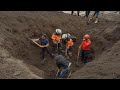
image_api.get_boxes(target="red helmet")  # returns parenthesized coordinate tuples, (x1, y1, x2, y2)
(83, 34, 90, 39)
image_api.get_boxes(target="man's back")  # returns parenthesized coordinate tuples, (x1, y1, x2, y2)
(39, 38, 49, 45)
(54, 55, 69, 68)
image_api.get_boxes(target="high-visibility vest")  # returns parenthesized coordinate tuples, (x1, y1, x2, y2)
(51, 34, 61, 43)
(67, 39, 74, 49)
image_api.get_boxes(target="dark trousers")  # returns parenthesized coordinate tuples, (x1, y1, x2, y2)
(57, 63, 70, 78)
(67, 46, 73, 55)
(41, 47, 52, 60)
(77, 11, 80, 16)
(71, 11, 74, 15)
(86, 11, 90, 18)
(59, 67, 70, 78)
(85, 11, 99, 18)
(80, 49, 90, 63)
(52, 43, 61, 53)
(71, 11, 80, 16)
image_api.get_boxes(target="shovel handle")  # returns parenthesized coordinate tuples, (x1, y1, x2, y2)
(76, 46, 81, 65)
(30, 38, 43, 48)
(77, 47, 81, 60)
(55, 68, 60, 78)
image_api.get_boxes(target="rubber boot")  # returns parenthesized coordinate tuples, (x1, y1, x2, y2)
(95, 18, 98, 23)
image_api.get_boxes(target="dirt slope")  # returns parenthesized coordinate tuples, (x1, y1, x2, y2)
(71, 40, 120, 79)
(0, 11, 120, 79)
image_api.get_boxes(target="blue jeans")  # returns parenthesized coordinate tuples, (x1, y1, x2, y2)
(59, 67, 70, 78)
(93, 11, 100, 18)
(41, 47, 53, 60)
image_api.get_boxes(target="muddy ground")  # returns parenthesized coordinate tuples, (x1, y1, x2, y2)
(0, 11, 120, 79)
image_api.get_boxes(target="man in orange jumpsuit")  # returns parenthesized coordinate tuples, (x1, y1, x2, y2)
(78, 34, 91, 63)
(51, 29, 62, 53)
(66, 37, 74, 58)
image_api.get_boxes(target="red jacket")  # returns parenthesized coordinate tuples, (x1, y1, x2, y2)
(80, 39, 91, 50)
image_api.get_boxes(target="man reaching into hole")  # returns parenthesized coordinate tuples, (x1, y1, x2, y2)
(54, 54, 72, 78)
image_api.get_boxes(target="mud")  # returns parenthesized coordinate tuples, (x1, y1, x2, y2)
(0, 11, 120, 79)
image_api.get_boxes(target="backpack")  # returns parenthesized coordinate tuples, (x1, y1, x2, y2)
(69, 35, 76, 42)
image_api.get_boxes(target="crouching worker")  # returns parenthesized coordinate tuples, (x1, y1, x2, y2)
(78, 34, 91, 63)
(31, 34, 53, 64)
(51, 29, 62, 53)
(66, 37, 74, 58)
(54, 54, 72, 78)
(62, 33, 76, 59)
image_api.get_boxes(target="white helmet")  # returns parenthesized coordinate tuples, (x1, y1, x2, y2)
(56, 29, 62, 34)
(62, 34, 68, 39)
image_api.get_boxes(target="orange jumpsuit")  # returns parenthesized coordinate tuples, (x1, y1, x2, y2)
(51, 34, 61, 44)
(67, 39, 74, 49)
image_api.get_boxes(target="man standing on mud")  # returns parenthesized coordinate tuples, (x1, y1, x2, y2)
(51, 29, 62, 53)
(31, 34, 53, 64)
(78, 34, 91, 63)
(62, 33, 76, 59)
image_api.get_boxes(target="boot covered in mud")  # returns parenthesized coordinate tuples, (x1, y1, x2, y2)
(95, 18, 98, 23)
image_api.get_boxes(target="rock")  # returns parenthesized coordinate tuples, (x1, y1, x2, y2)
(13, 71, 21, 76)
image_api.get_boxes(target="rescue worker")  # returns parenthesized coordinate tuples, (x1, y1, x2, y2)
(31, 34, 53, 64)
(54, 54, 72, 78)
(66, 38, 74, 58)
(51, 29, 62, 53)
(78, 34, 91, 63)
(62, 33, 75, 59)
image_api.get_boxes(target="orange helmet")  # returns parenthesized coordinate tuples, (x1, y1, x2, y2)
(83, 34, 90, 39)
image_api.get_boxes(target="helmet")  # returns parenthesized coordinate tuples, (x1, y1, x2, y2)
(62, 34, 68, 39)
(56, 29, 62, 34)
(83, 34, 90, 39)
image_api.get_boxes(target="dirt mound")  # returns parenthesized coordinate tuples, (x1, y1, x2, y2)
(71, 40, 120, 79)
(0, 11, 120, 79)
(0, 47, 43, 79)
(71, 20, 120, 79)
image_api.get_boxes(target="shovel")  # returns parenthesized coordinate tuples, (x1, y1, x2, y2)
(55, 68, 60, 79)
(75, 46, 81, 66)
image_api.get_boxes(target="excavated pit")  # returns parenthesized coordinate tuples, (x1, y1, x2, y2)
(0, 11, 120, 79)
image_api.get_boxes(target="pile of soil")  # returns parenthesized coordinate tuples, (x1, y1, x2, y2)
(0, 11, 120, 79)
